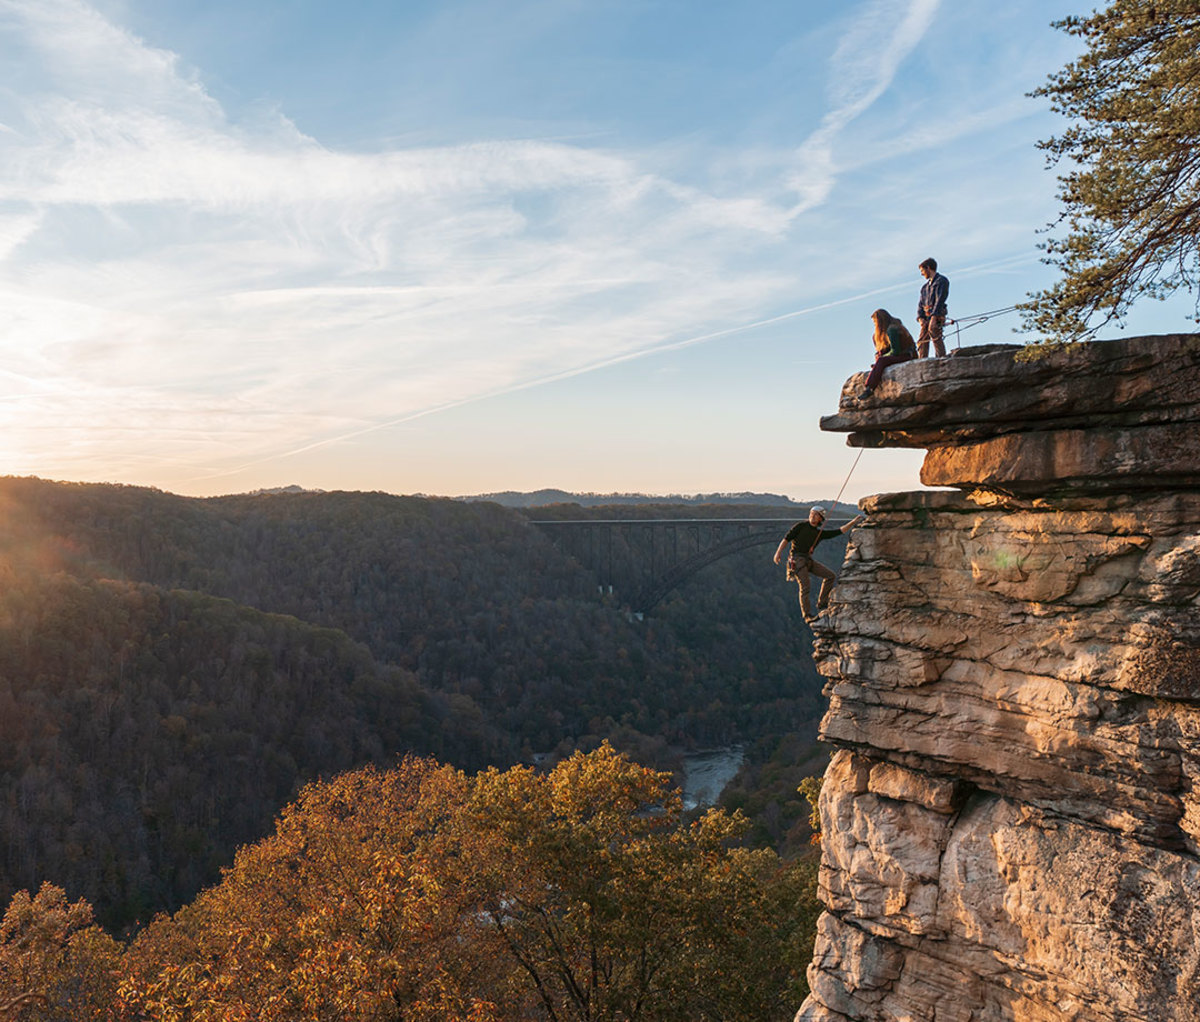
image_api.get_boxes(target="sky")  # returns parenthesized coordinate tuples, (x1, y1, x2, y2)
(0, 0, 1193, 503)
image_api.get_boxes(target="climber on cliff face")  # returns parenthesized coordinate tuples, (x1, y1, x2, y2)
(773, 506, 864, 625)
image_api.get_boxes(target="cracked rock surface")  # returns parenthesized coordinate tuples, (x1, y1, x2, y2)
(796, 334, 1200, 1022)
(821, 334, 1200, 494)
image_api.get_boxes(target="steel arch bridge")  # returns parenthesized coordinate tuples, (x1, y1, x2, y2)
(528, 517, 799, 615)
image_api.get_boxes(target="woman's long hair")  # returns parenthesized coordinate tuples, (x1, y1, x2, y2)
(871, 308, 915, 357)
(871, 308, 896, 355)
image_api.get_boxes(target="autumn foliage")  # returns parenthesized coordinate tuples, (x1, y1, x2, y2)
(0, 883, 120, 1020)
(3, 747, 818, 1021)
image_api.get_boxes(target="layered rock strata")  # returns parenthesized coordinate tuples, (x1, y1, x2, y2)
(798, 335, 1200, 1022)
(821, 333, 1200, 493)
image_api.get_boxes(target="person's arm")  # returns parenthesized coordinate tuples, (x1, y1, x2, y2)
(816, 515, 864, 540)
(773, 537, 790, 564)
(935, 275, 949, 311)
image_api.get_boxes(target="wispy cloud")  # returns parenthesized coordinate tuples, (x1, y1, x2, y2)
(0, 0, 1045, 495)
(787, 0, 940, 213)
(0, 1, 799, 479)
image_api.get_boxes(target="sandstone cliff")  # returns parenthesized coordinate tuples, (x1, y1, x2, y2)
(797, 334, 1200, 1022)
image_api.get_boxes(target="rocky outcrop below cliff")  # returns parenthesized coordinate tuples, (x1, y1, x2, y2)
(798, 335, 1200, 1022)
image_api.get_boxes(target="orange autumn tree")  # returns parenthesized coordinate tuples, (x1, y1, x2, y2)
(120, 746, 816, 1021)
(0, 882, 121, 1021)
(121, 758, 497, 1022)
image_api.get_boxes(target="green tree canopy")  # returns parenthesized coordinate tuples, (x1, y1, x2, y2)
(1020, 1, 1200, 342)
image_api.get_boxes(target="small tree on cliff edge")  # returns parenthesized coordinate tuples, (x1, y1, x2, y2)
(1019, 1, 1200, 343)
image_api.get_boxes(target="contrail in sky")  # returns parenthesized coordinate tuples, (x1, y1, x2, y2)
(194, 251, 1037, 484)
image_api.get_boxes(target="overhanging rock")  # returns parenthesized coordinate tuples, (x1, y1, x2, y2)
(822, 334, 1200, 494)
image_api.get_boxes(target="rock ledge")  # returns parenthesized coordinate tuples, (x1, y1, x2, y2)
(822, 334, 1200, 495)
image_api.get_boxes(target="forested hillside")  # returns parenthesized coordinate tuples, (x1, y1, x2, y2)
(0, 476, 835, 929)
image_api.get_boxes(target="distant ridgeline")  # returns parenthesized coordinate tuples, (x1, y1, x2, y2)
(457, 488, 855, 510)
(0, 477, 836, 929)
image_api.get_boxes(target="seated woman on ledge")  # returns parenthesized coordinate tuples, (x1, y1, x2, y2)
(860, 309, 917, 398)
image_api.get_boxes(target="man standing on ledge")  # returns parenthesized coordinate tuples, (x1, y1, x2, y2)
(916, 257, 949, 357)
(773, 506, 864, 625)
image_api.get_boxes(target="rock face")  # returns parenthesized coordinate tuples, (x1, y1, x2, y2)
(797, 335, 1200, 1022)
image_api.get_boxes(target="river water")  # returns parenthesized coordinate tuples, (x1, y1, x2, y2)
(679, 746, 745, 810)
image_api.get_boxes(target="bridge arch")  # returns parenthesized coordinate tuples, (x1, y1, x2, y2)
(528, 517, 799, 615)
(631, 529, 782, 613)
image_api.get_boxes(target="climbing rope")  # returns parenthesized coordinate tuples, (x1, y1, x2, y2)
(829, 447, 865, 518)
(946, 304, 1019, 350)
(808, 447, 865, 555)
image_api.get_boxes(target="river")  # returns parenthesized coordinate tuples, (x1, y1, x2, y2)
(679, 746, 745, 810)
